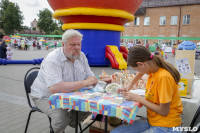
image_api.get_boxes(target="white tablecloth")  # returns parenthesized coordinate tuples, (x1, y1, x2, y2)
(165, 47, 172, 53)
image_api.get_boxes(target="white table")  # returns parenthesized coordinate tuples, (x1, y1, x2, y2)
(165, 47, 172, 53)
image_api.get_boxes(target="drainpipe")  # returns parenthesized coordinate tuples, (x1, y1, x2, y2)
(178, 6, 182, 44)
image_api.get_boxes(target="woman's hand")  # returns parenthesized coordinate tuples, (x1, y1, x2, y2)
(117, 87, 128, 94)
(122, 92, 142, 102)
(118, 84, 134, 94)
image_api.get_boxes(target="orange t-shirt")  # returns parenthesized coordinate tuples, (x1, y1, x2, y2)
(145, 68, 183, 127)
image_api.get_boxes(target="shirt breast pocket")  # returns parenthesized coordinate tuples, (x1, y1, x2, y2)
(76, 69, 87, 81)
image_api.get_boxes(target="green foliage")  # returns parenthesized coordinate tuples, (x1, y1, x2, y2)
(23, 26, 30, 30)
(0, 0, 24, 35)
(37, 8, 59, 34)
(0, 0, 10, 29)
(50, 29, 63, 35)
(32, 27, 36, 30)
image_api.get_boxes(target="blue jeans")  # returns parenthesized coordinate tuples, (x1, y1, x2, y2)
(110, 118, 181, 133)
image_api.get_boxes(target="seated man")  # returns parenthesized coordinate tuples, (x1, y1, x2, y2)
(31, 29, 98, 133)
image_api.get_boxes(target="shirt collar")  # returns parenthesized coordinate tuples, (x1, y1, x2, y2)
(60, 47, 68, 62)
(149, 68, 162, 77)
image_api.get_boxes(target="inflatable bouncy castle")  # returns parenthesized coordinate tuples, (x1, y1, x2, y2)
(48, 0, 143, 69)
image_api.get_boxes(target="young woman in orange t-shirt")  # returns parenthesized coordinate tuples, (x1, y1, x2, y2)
(111, 45, 183, 133)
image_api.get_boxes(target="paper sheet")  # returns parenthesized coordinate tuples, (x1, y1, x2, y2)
(130, 89, 145, 96)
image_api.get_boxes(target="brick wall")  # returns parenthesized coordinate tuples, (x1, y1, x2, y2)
(122, 4, 200, 44)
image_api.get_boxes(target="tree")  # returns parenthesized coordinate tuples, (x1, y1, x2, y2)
(37, 8, 58, 34)
(0, 0, 24, 35)
(32, 27, 36, 30)
(3, 3, 24, 35)
(23, 26, 30, 30)
(50, 20, 64, 35)
(0, 0, 11, 29)
(50, 29, 63, 35)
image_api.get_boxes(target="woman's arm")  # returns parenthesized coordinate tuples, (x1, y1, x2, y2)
(118, 72, 144, 94)
(124, 93, 170, 116)
(127, 72, 144, 91)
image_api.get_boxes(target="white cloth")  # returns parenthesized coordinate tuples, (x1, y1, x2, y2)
(31, 47, 94, 98)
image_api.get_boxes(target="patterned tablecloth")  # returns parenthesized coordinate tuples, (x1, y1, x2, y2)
(49, 88, 143, 124)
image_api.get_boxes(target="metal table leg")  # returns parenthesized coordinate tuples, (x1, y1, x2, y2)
(105, 116, 108, 133)
(75, 111, 78, 133)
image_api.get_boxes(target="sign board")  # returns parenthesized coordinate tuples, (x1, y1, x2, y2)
(174, 50, 195, 98)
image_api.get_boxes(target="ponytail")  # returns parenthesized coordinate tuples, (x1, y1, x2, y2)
(128, 45, 180, 84)
(152, 55, 180, 84)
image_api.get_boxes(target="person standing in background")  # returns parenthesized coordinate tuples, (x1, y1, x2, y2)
(0, 34, 7, 59)
(6, 47, 12, 60)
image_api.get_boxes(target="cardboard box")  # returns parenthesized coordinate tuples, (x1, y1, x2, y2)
(87, 120, 115, 133)
(178, 78, 193, 98)
(89, 126, 110, 133)
(174, 50, 195, 98)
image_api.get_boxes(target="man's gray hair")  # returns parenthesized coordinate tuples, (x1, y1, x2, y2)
(62, 29, 83, 44)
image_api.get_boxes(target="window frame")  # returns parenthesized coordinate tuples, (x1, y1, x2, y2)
(183, 15, 190, 25)
(143, 35, 149, 45)
(144, 17, 150, 26)
(134, 17, 140, 26)
(171, 16, 178, 25)
(159, 16, 166, 25)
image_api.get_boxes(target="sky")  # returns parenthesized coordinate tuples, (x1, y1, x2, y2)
(9, 0, 53, 27)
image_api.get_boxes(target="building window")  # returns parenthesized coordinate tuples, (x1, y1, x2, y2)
(170, 35, 176, 46)
(158, 35, 164, 45)
(143, 35, 149, 45)
(159, 16, 166, 25)
(133, 35, 139, 44)
(124, 35, 129, 44)
(170, 40, 176, 45)
(183, 15, 190, 25)
(134, 17, 140, 26)
(171, 16, 178, 25)
(144, 17, 150, 26)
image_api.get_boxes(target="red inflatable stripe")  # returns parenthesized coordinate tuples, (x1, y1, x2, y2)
(59, 15, 129, 25)
(48, 0, 143, 14)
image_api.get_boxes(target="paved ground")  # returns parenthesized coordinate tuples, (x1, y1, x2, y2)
(0, 46, 200, 133)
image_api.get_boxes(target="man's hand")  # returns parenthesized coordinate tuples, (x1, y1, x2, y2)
(85, 76, 98, 87)
(99, 78, 113, 84)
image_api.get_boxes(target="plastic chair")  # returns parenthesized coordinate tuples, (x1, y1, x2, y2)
(24, 67, 54, 133)
(187, 105, 200, 133)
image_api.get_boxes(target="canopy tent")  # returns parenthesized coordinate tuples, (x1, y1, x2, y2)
(12, 35, 21, 38)
(14, 34, 200, 40)
(39, 39, 46, 42)
(178, 41, 196, 50)
(16, 34, 62, 38)
(13, 34, 200, 41)
(3, 36, 11, 40)
(121, 36, 200, 41)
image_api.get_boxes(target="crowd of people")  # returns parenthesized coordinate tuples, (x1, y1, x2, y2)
(0, 34, 63, 60)
(11, 38, 61, 51)
(121, 40, 179, 59)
